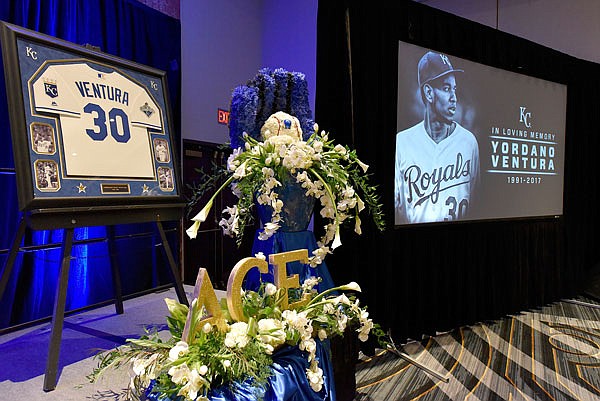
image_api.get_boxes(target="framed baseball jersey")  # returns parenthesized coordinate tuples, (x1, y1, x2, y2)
(0, 21, 182, 211)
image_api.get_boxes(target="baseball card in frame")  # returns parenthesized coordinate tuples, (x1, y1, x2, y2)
(0, 21, 181, 211)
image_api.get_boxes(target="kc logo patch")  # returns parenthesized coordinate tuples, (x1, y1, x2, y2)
(44, 82, 58, 98)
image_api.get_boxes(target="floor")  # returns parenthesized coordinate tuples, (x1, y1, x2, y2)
(0, 286, 187, 401)
(355, 297, 600, 401)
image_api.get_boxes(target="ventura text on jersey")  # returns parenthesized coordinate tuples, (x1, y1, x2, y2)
(74, 81, 130, 105)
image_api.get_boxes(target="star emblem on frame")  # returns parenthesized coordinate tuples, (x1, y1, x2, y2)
(142, 184, 150, 194)
(77, 182, 87, 193)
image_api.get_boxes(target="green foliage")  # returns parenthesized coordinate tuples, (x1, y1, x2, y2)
(90, 278, 379, 401)
(186, 123, 386, 262)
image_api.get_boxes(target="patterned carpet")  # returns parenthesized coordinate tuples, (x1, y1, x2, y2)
(355, 298, 600, 401)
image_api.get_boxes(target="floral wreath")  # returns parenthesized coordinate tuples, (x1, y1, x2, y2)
(186, 67, 383, 267)
(186, 110, 384, 267)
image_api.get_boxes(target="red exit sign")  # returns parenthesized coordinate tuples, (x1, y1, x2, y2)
(217, 108, 230, 125)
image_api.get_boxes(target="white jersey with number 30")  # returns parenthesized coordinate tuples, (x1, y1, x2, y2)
(31, 62, 162, 178)
(395, 121, 479, 224)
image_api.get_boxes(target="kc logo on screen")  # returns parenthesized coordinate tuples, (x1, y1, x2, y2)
(519, 106, 532, 128)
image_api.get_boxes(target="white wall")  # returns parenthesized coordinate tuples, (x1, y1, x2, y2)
(417, 0, 600, 64)
(260, 0, 317, 119)
(180, 0, 264, 144)
(181, 0, 600, 144)
(180, 0, 317, 144)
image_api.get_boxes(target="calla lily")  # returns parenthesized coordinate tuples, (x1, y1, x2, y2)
(233, 160, 249, 179)
(193, 199, 213, 223)
(186, 221, 201, 239)
(186, 199, 213, 239)
(331, 225, 342, 249)
(357, 196, 365, 212)
(356, 158, 369, 173)
(340, 281, 361, 292)
(187, 174, 236, 240)
(354, 215, 362, 235)
(334, 144, 347, 155)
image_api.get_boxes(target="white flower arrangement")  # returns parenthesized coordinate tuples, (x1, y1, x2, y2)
(186, 111, 384, 267)
(102, 111, 387, 400)
(89, 277, 381, 400)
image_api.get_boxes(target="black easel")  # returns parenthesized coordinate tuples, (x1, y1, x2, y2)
(0, 204, 188, 391)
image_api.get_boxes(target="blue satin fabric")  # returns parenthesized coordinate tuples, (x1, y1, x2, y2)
(255, 177, 316, 233)
(145, 340, 335, 401)
(244, 229, 335, 293)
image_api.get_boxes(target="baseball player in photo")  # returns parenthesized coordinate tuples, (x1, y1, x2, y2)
(395, 51, 480, 224)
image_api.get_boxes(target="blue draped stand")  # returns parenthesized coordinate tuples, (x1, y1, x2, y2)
(145, 339, 335, 401)
(244, 177, 335, 293)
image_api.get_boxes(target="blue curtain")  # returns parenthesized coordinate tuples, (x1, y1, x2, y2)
(0, 0, 181, 328)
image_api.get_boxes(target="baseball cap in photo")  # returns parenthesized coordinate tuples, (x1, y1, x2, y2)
(418, 51, 463, 87)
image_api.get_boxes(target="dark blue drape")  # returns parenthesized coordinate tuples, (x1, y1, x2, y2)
(0, 0, 181, 328)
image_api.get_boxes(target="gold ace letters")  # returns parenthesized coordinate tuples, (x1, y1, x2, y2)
(183, 249, 311, 335)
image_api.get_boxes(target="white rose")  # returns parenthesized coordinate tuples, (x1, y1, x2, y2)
(202, 322, 213, 333)
(168, 341, 189, 362)
(265, 135, 295, 146)
(225, 322, 250, 348)
(264, 283, 277, 296)
(257, 318, 286, 346)
(168, 363, 191, 385)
